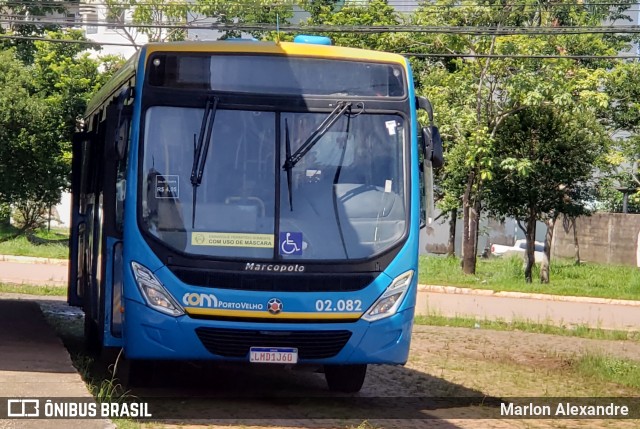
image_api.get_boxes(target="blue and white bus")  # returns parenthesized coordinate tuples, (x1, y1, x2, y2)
(68, 36, 442, 392)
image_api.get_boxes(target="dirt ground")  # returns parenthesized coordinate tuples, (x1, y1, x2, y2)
(25, 296, 640, 429)
(115, 325, 640, 429)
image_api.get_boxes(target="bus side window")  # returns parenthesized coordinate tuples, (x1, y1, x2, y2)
(115, 114, 130, 232)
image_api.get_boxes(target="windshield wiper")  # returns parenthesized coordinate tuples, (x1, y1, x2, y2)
(190, 96, 218, 228)
(281, 101, 351, 213)
(284, 118, 293, 211)
(282, 101, 351, 173)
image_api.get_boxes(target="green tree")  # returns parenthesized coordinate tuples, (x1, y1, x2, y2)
(105, 0, 191, 43)
(302, 0, 404, 50)
(0, 49, 63, 230)
(0, 31, 121, 231)
(413, 0, 626, 275)
(104, 0, 293, 43)
(599, 61, 640, 212)
(30, 30, 110, 140)
(0, 0, 67, 63)
(195, 0, 293, 40)
(485, 106, 608, 282)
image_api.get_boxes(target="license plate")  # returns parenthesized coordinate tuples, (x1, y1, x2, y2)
(249, 347, 298, 364)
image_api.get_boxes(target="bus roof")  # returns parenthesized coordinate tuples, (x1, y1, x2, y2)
(85, 40, 408, 118)
(142, 40, 407, 65)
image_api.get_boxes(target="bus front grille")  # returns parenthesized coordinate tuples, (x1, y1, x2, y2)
(168, 267, 377, 292)
(195, 327, 352, 359)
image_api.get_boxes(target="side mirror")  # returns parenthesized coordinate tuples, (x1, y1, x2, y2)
(422, 125, 444, 169)
(114, 87, 133, 160)
(116, 129, 127, 160)
(416, 96, 433, 122)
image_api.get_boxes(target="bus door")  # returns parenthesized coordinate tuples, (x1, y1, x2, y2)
(101, 92, 132, 345)
(68, 116, 105, 350)
(69, 90, 132, 350)
(68, 130, 95, 307)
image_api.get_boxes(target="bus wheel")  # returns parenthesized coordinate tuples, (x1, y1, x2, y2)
(83, 314, 102, 356)
(115, 356, 154, 388)
(324, 364, 367, 393)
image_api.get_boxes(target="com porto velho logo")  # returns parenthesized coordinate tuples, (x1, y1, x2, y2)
(182, 292, 264, 310)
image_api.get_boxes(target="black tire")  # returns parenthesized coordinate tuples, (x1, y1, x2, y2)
(83, 313, 102, 356)
(324, 364, 367, 393)
(115, 356, 154, 388)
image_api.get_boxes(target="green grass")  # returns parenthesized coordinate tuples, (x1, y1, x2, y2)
(42, 309, 141, 429)
(573, 353, 640, 390)
(415, 314, 639, 342)
(419, 255, 640, 300)
(0, 225, 68, 259)
(0, 283, 66, 296)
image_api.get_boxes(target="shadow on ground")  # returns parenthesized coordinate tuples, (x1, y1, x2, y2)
(24, 297, 505, 427)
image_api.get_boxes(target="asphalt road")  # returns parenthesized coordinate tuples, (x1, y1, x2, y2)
(416, 285, 640, 330)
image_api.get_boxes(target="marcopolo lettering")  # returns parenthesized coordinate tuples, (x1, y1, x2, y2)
(244, 263, 305, 272)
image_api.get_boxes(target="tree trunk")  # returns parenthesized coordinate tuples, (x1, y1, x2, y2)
(473, 200, 482, 261)
(0, 203, 10, 227)
(540, 214, 557, 284)
(524, 208, 537, 283)
(572, 217, 580, 265)
(447, 208, 457, 257)
(462, 173, 477, 274)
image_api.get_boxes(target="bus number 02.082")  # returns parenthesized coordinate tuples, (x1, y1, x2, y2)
(315, 299, 362, 312)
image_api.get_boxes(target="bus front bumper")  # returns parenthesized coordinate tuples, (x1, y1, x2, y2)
(123, 299, 414, 365)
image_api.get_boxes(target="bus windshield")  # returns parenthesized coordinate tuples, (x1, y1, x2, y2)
(141, 106, 407, 260)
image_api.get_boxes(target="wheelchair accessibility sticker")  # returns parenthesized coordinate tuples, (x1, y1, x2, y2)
(279, 232, 303, 255)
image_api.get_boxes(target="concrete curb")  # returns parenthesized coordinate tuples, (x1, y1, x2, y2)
(418, 284, 640, 307)
(0, 254, 68, 266)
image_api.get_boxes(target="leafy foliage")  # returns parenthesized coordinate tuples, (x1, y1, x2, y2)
(409, 0, 630, 276)
(0, 49, 63, 229)
(0, 0, 66, 63)
(0, 30, 117, 230)
(303, 0, 404, 51)
(104, 0, 293, 43)
(486, 106, 607, 222)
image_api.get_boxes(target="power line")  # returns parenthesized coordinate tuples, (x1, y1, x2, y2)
(2, 0, 640, 14)
(6, 17, 640, 35)
(1, 0, 638, 7)
(0, 31, 637, 60)
(0, 33, 137, 46)
(404, 52, 639, 59)
(5, 14, 640, 34)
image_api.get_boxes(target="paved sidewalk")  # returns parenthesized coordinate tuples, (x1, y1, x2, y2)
(0, 260, 67, 286)
(0, 296, 113, 429)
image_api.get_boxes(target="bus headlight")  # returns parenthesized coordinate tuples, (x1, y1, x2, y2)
(362, 270, 413, 322)
(131, 261, 184, 317)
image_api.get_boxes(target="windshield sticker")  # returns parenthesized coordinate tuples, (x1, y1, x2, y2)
(385, 179, 392, 193)
(191, 232, 274, 248)
(155, 175, 179, 199)
(385, 120, 397, 135)
(279, 232, 303, 255)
